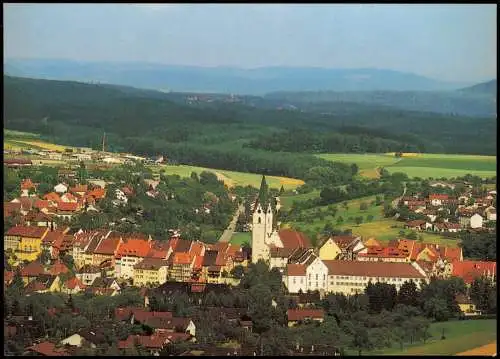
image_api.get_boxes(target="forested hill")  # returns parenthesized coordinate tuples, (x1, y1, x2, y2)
(264, 88, 496, 118)
(4, 75, 497, 179)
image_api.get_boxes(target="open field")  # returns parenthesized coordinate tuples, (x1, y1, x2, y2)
(4, 129, 40, 138)
(155, 164, 304, 190)
(372, 319, 497, 356)
(318, 153, 496, 179)
(230, 232, 251, 246)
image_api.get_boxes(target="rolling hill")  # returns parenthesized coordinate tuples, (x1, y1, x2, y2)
(4, 58, 469, 94)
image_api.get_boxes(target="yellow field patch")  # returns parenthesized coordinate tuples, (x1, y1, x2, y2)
(385, 152, 422, 157)
(16, 140, 71, 152)
(215, 172, 235, 188)
(456, 341, 497, 356)
(279, 177, 305, 186)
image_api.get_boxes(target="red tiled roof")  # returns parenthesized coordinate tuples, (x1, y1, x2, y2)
(332, 235, 359, 249)
(116, 239, 152, 258)
(118, 334, 167, 350)
(122, 186, 134, 196)
(43, 192, 61, 202)
(193, 255, 204, 270)
(87, 188, 106, 200)
(429, 194, 449, 200)
(174, 239, 192, 253)
(28, 342, 69, 356)
(42, 229, 66, 245)
(20, 261, 46, 277)
(4, 202, 22, 217)
(6, 225, 48, 238)
(18, 197, 34, 211)
(21, 179, 36, 190)
(64, 276, 85, 290)
(34, 199, 51, 209)
(215, 251, 229, 267)
(357, 246, 407, 259)
(47, 260, 70, 276)
(173, 252, 193, 265)
(57, 201, 79, 212)
(406, 220, 426, 227)
(278, 229, 312, 249)
(94, 237, 121, 255)
(70, 184, 88, 193)
(287, 309, 324, 321)
(146, 248, 169, 259)
(189, 241, 205, 257)
(134, 257, 169, 270)
(286, 264, 306, 276)
(452, 260, 496, 284)
(133, 310, 173, 324)
(323, 260, 425, 278)
(114, 307, 143, 321)
(443, 246, 462, 262)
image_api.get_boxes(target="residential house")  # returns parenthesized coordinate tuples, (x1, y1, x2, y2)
(485, 207, 496, 221)
(429, 194, 449, 206)
(41, 228, 70, 259)
(201, 250, 221, 283)
(75, 265, 102, 286)
(4, 202, 22, 219)
(133, 258, 169, 287)
(20, 179, 37, 197)
(170, 253, 195, 282)
(88, 277, 121, 296)
(69, 185, 88, 197)
(24, 274, 62, 294)
(282, 254, 329, 294)
(55, 202, 80, 221)
(323, 260, 426, 295)
(269, 247, 295, 270)
(287, 309, 325, 327)
(72, 230, 107, 269)
(54, 183, 68, 194)
(459, 211, 483, 229)
(455, 294, 481, 316)
(317, 237, 342, 261)
(305, 255, 329, 293)
(61, 276, 86, 294)
(433, 222, 462, 233)
(92, 235, 122, 268)
(115, 238, 153, 279)
(283, 264, 307, 293)
(404, 220, 427, 231)
(20, 261, 47, 284)
(58, 169, 77, 180)
(60, 192, 78, 203)
(330, 235, 364, 260)
(5, 226, 49, 262)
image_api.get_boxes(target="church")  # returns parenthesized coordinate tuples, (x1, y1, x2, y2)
(251, 176, 312, 264)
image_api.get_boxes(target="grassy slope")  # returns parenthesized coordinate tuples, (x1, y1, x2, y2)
(372, 319, 497, 355)
(317, 153, 496, 179)
(284, 195, 459, 247)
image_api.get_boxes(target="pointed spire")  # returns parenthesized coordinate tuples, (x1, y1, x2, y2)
(258, 175, 269, 208)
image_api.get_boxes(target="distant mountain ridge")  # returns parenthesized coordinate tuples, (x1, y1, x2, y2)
(4, 58, 471, 94)
(459, 80, 497, 96)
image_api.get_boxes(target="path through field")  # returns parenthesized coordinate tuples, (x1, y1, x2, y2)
(219, 204, 245, 243)
(456, 341, 497, 356)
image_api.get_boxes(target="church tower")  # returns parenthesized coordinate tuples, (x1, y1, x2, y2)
(252, 175, 272, 263)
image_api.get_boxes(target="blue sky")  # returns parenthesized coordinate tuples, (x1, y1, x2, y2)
(3, 4, 497, 83)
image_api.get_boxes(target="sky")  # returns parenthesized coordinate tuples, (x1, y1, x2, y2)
(3, 3, 497, 83)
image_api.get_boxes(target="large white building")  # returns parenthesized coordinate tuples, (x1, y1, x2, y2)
(282, 258, 427, 295)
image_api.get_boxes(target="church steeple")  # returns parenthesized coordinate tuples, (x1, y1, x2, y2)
(257, 175, 269, 208)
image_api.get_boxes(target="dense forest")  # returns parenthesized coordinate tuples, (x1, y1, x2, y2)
(4, 76, 496, 181)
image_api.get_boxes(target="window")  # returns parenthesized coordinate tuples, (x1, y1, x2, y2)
(300, 278, 303, 284)
(309, 274, 311, 280)
(323, 274, 326, 280)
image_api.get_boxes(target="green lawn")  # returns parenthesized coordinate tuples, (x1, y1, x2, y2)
(154, 164, 304, 190)
(372, 319, 497, 355)
(230, 232, 251, 246)
(318, 152, 497, 179)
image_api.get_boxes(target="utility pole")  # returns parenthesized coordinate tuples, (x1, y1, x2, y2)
(102, 132, 106, 152)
